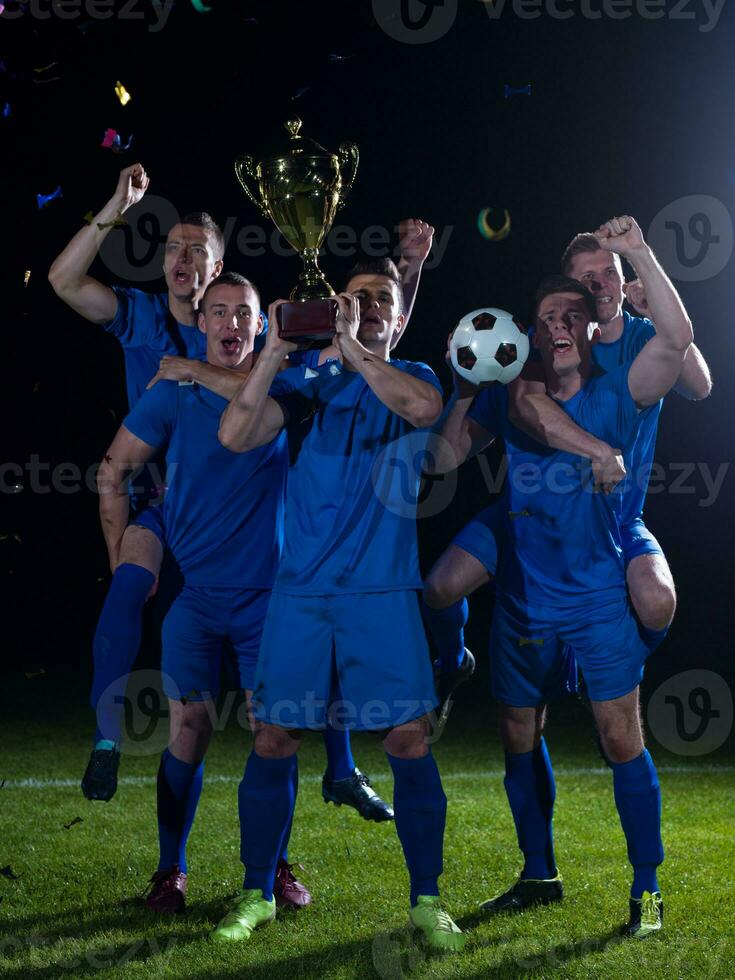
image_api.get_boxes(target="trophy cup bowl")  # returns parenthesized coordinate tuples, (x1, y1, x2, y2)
(235, 118, 359, 341)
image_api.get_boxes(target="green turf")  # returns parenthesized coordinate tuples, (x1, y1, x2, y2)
(1, 680, 733, 979)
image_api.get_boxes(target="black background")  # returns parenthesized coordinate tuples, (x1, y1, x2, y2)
(2, 0, 733, 716)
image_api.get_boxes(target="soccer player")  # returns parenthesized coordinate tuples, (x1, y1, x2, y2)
(430, 219, 694, 936)
(423, 214, 710, 712)
(97, 273, 309, 912)
(48, 163, 224, 797)
(213, 259, 466, 952)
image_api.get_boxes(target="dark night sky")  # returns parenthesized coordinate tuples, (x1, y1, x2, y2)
(1, 0, 734, 697)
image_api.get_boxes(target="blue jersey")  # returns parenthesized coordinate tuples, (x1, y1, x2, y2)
(470, 367, 652, 609)
(592, 312, 659, 524)
(104, 288, 207, 409)
(269, 359, 443, 595)
(124, 380, 287, 588)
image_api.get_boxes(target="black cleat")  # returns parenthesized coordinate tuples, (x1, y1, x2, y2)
(624, 891, 664, 938)
(81, 746, 121, 801)
(433, 648, 476, 738)
(480, 873, 563, 913)
(322, 767, 394, 822)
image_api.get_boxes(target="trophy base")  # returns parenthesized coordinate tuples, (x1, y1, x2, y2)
(277, 298, 338, 342)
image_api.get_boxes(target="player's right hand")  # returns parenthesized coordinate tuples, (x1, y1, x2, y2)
(591, 446, 626, 494)
(445, 332, 489, 398)
(265, 300, 300, 357)
(113, 163, 150, 211)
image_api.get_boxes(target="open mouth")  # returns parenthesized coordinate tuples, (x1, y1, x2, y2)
(596, 295, 613, 304)
(552, 338, 573, 353)
(221, 337, 240, 353)
(173, 269, 190, 284)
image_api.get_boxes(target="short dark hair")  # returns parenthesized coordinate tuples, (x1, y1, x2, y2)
(534, 274, 597, 322)
(178, 211, 225, 260)
(345, 257, 403, 311)
(561, 231, 620, 276)
(201, 271, 260, 312)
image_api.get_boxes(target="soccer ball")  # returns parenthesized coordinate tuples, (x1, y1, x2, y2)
(450, 308, 529, 385)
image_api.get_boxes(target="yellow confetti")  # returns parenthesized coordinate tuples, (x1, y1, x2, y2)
(114, 80, 131, 106)
(23, 270, 31, 287)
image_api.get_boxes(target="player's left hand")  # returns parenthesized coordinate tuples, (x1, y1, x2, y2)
(595, 215, 646, 257)
(147, 356, 198, 388)
(398, 218, 435, 266)
(333, 292, 360, 341)
(624, 278, 650, 316)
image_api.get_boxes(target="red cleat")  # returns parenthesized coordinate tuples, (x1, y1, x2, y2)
(144, 865, 187, 914)
(273, 859, 312, 909)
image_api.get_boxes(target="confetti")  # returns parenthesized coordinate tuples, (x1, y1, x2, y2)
(504, 83, 531, 98)
(63, 817, 83, 830)
(2, 103, 10, 119)
(24, 270, 31, 287)
(33, 62, 59, 73)
(328, 53, 355, 61)
(114, 80, 131, 106)
(36, 186, 63, 209)
(291, 87, 310, 101)
(100, 128, 134, 153)
(24, 668, 45, 680)
(477, 207, 511, 242)
(84, 210, 126, 230)
(0, 866, 19, 880)
(190, 0, 211, 10)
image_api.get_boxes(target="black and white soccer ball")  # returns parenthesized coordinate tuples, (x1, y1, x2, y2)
(450, 308, 530, 385)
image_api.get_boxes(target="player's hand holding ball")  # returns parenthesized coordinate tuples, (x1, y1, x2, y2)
(595, 215, 647, 258)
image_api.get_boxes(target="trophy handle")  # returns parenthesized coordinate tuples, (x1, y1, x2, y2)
(336, 143, 359, 211)
(234, 156, 270, 221)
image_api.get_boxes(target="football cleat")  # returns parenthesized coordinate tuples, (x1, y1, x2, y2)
(433, 648, 476, 738)
(322, 767, 394, 822)
(480, 873, 563, 913)
(210, 888, 276, 942)
(409, 895, 466, 953)
(273, 859, 312, 909)
(625, 890, 663, 938)
(81, 745, 121, 802)
(144, 865, 187, 914)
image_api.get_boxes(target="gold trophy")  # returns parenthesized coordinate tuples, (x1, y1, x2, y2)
(234, 118, 359, 340)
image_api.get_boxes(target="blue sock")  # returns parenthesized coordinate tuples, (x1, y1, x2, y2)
(156, 749, 204, 875)
(91, 563, 155, 744)
(504, 738, 557, 880)
(421, 598, 468, 673)
(239, 752, 297, 901)
(611, 750, 664, 897)
(639, 624, 669, 654)
(279, 758, 299, 864)
(323, 723, 356, 781)
(388, 752, 446, 907)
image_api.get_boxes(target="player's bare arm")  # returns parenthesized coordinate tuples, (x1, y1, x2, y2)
(625, 279, 712, 400)
(48, 163, 150, 324)
(598, 217, 693, 407)
(147, 356, 253, 402)
(218, 300, 294, 453)
(333, 293, 442, 428)
(97, 426, 157, 572)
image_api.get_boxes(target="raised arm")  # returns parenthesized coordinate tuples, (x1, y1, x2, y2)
(97, 425, 157, 572)
(218, 301, 294, 453)
(625, 279, 712, 400)
(508, 359, 626, 493)
(599, 217, 693, 407)
(395, 218, 434, 336)
(48, 163, 150, 324)
(333, 295, 442, 428)
(147, 356, 252, 402)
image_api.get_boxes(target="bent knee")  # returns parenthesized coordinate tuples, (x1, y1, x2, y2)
(254, 725, 300, 759)
(423, 572, 459, 610)
(635, 584, 677, 631)
(384, 716, 430, 758)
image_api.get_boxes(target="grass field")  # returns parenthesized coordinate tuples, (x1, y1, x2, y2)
(1, 674, 733, 980)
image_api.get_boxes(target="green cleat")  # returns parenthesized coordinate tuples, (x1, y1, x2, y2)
(409, 895, 466, 953)
(210, 889, 276, 942)
(625, 890, 664, 939)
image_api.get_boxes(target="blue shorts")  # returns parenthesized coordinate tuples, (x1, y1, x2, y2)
(161, 586, 271, 700)
(130, 501, 166, 548)
(252, 590, 438, 731)
(490, 591, 649, 706)
(451, 503, 500, 575)
(621, 517, 664, 567)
